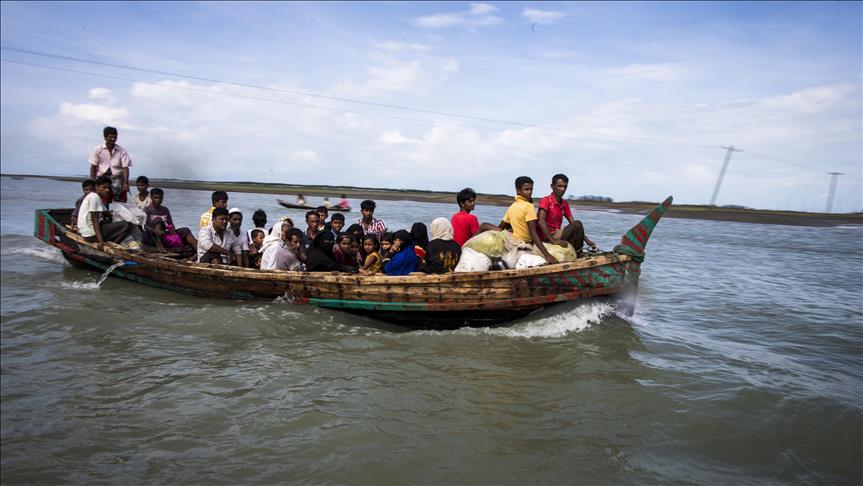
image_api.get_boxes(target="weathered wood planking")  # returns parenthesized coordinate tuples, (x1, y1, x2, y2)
(35, 197, 671, 328)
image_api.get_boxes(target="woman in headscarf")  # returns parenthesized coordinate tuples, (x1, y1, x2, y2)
(383, 230, 419, 276)
(260, 222, 305, 271)
(410, 222, 429, 263)
(422, 217, 461, 274)
(306, 230, 358, 273)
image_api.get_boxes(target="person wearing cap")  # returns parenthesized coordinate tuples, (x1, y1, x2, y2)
(228, 207, 251, 267)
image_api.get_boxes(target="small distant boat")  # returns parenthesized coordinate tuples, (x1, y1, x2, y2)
(34, 197, 672, 329)
(277, 199, 351, 212)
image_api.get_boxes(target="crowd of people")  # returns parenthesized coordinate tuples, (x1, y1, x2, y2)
(74, 126, 596, 275)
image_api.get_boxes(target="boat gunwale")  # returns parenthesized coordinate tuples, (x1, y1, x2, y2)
(48, 210, 632, 286)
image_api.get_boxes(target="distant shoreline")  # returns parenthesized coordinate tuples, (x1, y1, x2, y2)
(5, 173, 861, 227)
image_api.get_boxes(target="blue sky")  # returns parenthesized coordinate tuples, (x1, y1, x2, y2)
(1, 1, 860, 212)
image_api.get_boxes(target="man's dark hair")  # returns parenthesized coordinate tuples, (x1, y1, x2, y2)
(457, 187, 476, 206)
(82, 179, 95, 189)
(211, 191, 228, 204)
(150, 188, 164, 197)
(250, 228, 265, 239)
(330, 213, 345, 222)
(103, 126, 118, 137)
(305, 210, 318, 221)
(287, 228, 304, 241)
(316, 205, 328, 213)
(136, 175, 149, 185)
(252, 209, 267, 227)
(552, 173, 569, 184)
(360, 199, 376, 211)
(96, 175, 112, 186)
(515, 176, 533, 190)
(212, 207, 229, 219)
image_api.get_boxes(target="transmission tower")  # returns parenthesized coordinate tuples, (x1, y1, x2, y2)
(825, 172, 843, 213)
(709, 145, 743, 206)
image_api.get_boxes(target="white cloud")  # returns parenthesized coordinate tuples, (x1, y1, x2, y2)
(522, 7, 569, 25)
(329, 56, 459, 98)
(414, 3, 503, 29)
(538, 50, 578, 60)
(58, 102, 132, 127)
(373, 41, 431, 52)
(88, 88, 115, 103)
(607, 63, 685, 81)
(380, 130, 416, 145)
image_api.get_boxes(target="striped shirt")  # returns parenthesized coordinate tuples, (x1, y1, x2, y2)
(357, 217, 387, 238)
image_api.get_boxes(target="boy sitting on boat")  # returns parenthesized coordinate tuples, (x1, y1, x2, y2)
(498, 176, 558, 264)
(77, 176, 138, 251)
(200, 191, 229, 229)
(537, 173, 596, 257)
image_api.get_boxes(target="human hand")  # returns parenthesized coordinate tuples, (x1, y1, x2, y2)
(544, 254, 559, 265)
(552, 239, 568, 248)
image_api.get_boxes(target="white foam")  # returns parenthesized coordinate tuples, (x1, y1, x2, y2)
(57, 280, 100, 290)
(3, 247, 66, 264)
(414, 302, 617, 339)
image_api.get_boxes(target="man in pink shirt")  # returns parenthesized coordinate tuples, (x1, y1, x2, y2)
(89, 126, 132, 203)
(451, 187, 498, 246)
(537, 174, 596, 255)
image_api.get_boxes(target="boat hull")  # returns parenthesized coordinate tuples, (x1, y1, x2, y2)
(36, 196, 671, 329)
(277, 199, 350, 212)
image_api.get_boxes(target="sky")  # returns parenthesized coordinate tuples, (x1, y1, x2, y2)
(1, 1, 861, 212)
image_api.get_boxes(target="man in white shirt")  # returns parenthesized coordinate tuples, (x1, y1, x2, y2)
(197, 207, 243, 265)
(77, 176, 135, 250)
(89, 126, 132, 203)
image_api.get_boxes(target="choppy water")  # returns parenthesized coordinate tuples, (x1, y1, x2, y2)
(2, 175, 861, 484)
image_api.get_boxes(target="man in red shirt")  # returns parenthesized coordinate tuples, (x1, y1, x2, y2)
(450, 187, 498, 246)
(537, 174, 596, 255)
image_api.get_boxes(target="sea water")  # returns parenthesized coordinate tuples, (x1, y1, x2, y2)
(2, 176, 861, 484)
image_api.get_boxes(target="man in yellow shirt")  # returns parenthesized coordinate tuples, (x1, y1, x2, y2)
(499, 176, 557, 264)
(200, 191, 229, 228)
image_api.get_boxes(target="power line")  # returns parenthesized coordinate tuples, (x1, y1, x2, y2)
(0, 45, 717, 149)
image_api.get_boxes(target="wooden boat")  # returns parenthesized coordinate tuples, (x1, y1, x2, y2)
(277, 199, 351, 212)
(34, 197, 672, 329)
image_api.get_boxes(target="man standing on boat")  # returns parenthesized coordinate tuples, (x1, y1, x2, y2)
(357, 200, 387, 238)
(89, 126, 132, 203)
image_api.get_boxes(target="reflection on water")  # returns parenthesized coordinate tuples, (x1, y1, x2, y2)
(2, 176, 862, 484)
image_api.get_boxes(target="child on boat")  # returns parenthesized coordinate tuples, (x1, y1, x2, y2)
(77, 176, 136, 250)
(200, 191, 229, 229)
(317, 205, 329, 231)
(359, 234, 382, 275)
(357, 199, 387, 238)
(334, 234, 358, 267)
(378, 232, 394, 260)
(70, 178, 96, 232)
(329, 213, 345, 238)
(248, 228, 265, 269)
(450, 187, 499, 246)
(383, 230, 420, 275)
(499, 176, 557, 264)
(305, 231, 358, 273)
(248, 209, 268, 241)
(144, 188, 197, 249)
(133, 175, 151, 209)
